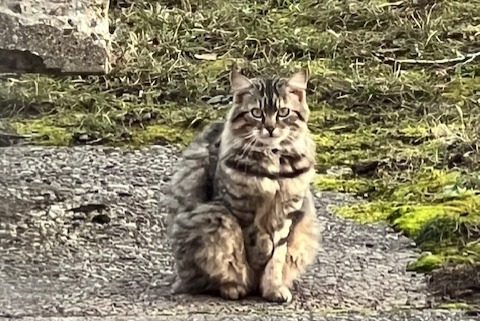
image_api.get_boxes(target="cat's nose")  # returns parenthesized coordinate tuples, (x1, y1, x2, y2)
(265, 126, 275, 136)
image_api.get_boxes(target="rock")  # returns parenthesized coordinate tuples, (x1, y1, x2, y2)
(91, 213, 110, 224)
(207, 95, 227, 105)
(74, 188, 87, 195)
(48, 205, 64, 219)
(69, 203, 108, 214)
(0, 0, 111, 74)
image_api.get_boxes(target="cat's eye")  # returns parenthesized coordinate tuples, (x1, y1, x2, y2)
(251, 108, 263, 118)
(277, 107, 290, 117)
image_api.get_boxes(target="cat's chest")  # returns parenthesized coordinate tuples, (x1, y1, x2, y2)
(222, 163, 313, 198)
(255, 160, 314, 196)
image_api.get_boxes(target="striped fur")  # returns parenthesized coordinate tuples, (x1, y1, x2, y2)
(167, 69, 321, 303)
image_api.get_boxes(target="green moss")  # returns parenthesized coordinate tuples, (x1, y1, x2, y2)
(399, 123, 431, 137)
(443, 76, 480, 102)
(335, 201, 397, 222)
(408, 244, 480, 273)
(327, 166, 480, 272)
(336, 196, 480, 272)
(313, 175, 370, 194)
(312, 130, 386, 166)
(408, 252, 447, 272)
(130, 124, 195, 146)
(391, 170, 460, 202)
(196, 59, 228, 77)
(389, 205, 450, 237)
(390, 197, 480, 238)
(11, 119, 72, 146)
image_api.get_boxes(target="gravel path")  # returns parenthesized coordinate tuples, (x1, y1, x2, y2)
(0, 146, 474, 321)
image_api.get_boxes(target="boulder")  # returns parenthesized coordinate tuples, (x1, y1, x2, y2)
(0, 0, 111, 74)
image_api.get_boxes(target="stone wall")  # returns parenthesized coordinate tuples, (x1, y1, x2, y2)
(0, 0, 111, 74)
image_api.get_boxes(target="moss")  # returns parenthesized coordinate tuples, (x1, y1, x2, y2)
(399, 123, 431, 137)
(11, 119, 72, 146)
(408, 244, 480, 273)
(391, 169, 460, 202)
(130, 124, 195, 146)
(312, 129, 386, 166)
(408, 252, 447, 272)
(335, 201, 397, 222)
(327, 167, 480, 272)
(443, 76, 480, 102)
(389, 205, 450, 237)
(336, 196, 480, 273)
(390, 197, 480, 238)
(313, 175, 370, 194)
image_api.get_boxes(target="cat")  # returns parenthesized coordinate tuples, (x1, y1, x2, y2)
(166, 67, 321, 303)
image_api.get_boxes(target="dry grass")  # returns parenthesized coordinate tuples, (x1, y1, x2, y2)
(1, 0, 480, 304)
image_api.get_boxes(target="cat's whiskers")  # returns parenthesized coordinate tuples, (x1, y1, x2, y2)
(240, 137, 257, 159)
(218, 136, 251, 162)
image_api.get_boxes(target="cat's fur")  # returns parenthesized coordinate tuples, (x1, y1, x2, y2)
(167, 68, 321, 303)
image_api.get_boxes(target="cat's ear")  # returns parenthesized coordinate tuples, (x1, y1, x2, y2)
(230, 68, 253, 92)
(287, 69, 309, 90)
(286, 69, 309, 102)
(230, 67, 253, 104)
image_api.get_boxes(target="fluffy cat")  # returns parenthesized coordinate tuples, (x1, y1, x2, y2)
(167, 67, 321, 303)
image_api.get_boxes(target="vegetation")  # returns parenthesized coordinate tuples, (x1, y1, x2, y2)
(1, 0, 479, 304)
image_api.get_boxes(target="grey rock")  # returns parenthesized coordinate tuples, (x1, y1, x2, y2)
(207, 95, 232, 105)
(47, 204, 64, 219)
(0, 0, 110, 74)
(207, 95, 225, 104)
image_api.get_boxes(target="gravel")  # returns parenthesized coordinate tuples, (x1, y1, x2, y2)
(7, 310, 480, 321)
(0, 145, 473, 320)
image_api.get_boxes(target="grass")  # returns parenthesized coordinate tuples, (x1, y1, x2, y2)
(1, 0, 480, 304)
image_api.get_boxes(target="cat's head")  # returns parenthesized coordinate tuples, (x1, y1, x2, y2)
(226, 68, 310, 148)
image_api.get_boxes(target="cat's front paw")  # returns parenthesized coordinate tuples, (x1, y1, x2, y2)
(247, 233, 274, 270)
(256, 234, 274, 263)
(261, 285, 293, 303)
(219, 283, 249, 300)
(171, 278, 187, 294)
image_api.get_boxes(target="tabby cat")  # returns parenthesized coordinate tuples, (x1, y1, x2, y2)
(167, 67, 321, 303)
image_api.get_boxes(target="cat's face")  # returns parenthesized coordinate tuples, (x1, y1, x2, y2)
(227, 69, 310, 148)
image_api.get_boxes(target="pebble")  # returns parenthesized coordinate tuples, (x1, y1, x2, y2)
(74, 188, 87, 195)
